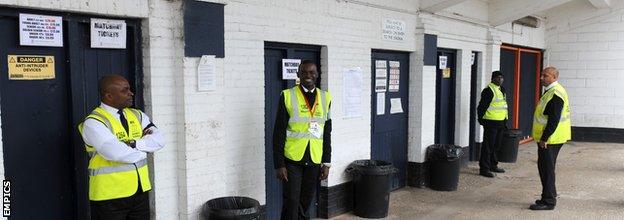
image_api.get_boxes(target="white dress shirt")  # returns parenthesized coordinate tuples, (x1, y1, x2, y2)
(81, 103, 165, 163)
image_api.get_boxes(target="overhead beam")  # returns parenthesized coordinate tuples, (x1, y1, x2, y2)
(420, 0, 469, 13)
(489, 0, 572, 26)
(588, 0, 611, 9)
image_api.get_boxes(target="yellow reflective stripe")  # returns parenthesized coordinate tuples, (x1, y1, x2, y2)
(534, 114, 570, 125)
(127, 108, 143, 125)
(286, 131, 323, 140)
(320, 90, 328, 121)
(289, 88, 300, 121)
(89, 159, 147, 176)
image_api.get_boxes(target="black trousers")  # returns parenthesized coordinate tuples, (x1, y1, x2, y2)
(281, 162, 321, 220)
(479, 125, 505, 172)
(90, 189, 150, 220)
(538, 143, 563, 206)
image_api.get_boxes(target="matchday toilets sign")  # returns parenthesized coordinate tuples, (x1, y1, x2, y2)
(91, 18, 127, 49)
(19, 13, 63, 47)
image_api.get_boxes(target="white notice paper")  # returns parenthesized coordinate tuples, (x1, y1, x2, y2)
(198, 55, 216, 91)
(19, 13, 63, 47)
(390, 98, 403, 114)
(375, 60, 387, 92)
(376, 93, 385, 115)
(91, 18, 127, 49)
(439, 56, 447, 69)
(282, 59, 301, 80)
(343, 67, 363, 118)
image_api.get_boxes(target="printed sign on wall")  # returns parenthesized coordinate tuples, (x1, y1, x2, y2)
(8, 55, 56, 80)
(19, 13, 63, 47)
(382, 18, 406, 41)
(91, 18, 127, 49)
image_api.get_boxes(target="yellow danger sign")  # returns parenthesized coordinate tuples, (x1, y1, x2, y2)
(7, 55, 55, 80)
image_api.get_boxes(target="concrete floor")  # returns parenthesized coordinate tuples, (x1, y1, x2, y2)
(331, 142, 624, 220)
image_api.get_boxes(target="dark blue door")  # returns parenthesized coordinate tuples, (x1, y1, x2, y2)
(264, 42, 321, 220)
(371, 50, 409, 190)
(0, 8, 142, 219)
(435, 49, 456, 145)
(0, 14, 75, 220)
(500, 48, 517, 127)
(519, 52, 538, 138)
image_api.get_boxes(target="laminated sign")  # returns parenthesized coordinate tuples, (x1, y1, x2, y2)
(91, 18, 127, 49)
(7, 55, 56, 80)
(19, 13, 63, 47)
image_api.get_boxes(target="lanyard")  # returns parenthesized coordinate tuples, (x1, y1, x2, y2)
(299, 86, 318, 117)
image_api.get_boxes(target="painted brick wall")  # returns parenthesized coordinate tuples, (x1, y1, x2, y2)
(177, 1, 418, 219)
(0, 0, 149, 18)
(545, 1, 624, 129)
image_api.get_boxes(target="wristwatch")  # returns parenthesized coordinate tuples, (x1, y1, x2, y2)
(128, 140, 136, 148)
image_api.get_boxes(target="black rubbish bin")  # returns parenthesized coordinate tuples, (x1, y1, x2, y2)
(427, 144, 463, 191)
(202, 196, 262, 220)
(346, 160, 398, 219)
(497, 129, 521, 163)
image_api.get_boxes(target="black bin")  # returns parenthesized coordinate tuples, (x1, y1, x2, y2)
(427, 144, 463, 191)
(202, 196, 262, 220)
(346, 160, 398, 218)
(497, 129, 521, 163)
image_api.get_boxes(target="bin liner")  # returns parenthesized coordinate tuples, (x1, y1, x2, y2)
(346, 159, 398, 175)
(346, 160, 398, 218)
(427, 144, 464, 161)
(202, 196, 261, 220)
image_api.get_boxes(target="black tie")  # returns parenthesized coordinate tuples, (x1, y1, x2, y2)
(118, 109, 129, 134)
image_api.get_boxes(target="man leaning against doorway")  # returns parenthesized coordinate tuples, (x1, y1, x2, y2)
(79, 75, 165, 220)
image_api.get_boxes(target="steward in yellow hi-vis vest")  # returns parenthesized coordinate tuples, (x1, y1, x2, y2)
(532, 82, 571, 144)
(273, 60, 333, 219)
(483, 83, 508, 121)
(78, 75, 165, 219)
(477, 71, 509, 178)
(282, 85, 332, 163)
(79, 106, 150, 201)
(529, 67, 570, 211)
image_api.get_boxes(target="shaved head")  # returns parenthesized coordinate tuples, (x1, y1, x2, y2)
(543, 67, 559, 79)
(98, 75, 134, 109)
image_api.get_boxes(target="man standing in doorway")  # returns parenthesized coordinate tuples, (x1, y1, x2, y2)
(529, 67, 571, 210)
(79, 75, 165, 220)
(477, 71, 508, 178)
(273, 60, 332, 220)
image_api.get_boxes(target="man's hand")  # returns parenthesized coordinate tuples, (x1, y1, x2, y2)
(143, 128, 153, 136)
(276, 167, 288, 182)
(319, 166, 330, 180)
(538, 141, 547, 149)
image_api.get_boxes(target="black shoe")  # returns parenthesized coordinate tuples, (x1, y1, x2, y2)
(479, 171, 495, 178)
(535, 200, 545, 205)
(490, 167, 505, 173)
(529, 203, 554, 210)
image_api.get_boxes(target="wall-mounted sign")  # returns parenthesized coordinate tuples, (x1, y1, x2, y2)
(19, 13, 63, 47)
(375, 60, 387, 92)
(442, 68, 451, 78)
(8, 55, 56, 80)
(282, 59, 301, 80)
(439, 56, 447, 69)
(388, 61, 400, 92)
(382, 18, 406, 41)
(91, 18, 127, 49)
(198, 55, 216, 91)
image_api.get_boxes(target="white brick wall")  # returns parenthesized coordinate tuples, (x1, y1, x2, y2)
(0, 0, 149, 18)
(545, 1, 624, 128)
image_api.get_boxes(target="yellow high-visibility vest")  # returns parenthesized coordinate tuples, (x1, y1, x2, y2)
(283, 86, 332, 164)
(78, 107, 151, 201)
(532, 83, 571, 144)
(483, 83, 508, 121)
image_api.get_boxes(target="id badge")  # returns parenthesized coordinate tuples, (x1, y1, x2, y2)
(309, 120, 322, 138)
